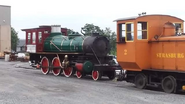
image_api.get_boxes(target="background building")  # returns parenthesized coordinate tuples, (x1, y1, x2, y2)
(0, 5, 11, 56)
(16, 39, 26, 52)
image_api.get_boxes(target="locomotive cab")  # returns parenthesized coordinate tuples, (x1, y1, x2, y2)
(114, 14, 185, 93)
(114, 14, 184, 71)
(22, 25, 67, 53)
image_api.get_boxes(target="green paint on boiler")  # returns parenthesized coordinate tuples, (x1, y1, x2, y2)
(43, 32, 85, 52)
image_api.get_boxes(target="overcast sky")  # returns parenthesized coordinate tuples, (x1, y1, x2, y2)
(1, 0, 185, 39)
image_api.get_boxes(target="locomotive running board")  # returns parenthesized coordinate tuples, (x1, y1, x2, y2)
(30, 52, 84, 54)
(93, 64, 122, 71)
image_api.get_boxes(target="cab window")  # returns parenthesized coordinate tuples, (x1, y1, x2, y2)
(118, 22, 134, 42)
(118, 23, 126, 42)
(173, 23, 183, 34)
(126, 23, 134, 41)
(137, 22, 147, 40)
(28, 33, 31, 44)
(38, 32, 42, 43)
(32, 32, 36, 43)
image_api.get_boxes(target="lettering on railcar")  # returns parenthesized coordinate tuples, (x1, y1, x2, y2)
(156, 53, 184, 58)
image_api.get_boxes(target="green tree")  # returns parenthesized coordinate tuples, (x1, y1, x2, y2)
(103, 28, 117, 55)
(11, 27, 19, 52)
(67, 29, 80, 35)
(81, 23, 104, 36)
(81, 23, 117, 55)
(67, 29, 75, 35)
(109, 32, 117, 55)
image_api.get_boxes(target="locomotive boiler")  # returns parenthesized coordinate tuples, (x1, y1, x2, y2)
(24, 25, 120, 81)
(43, 30, 110, 57)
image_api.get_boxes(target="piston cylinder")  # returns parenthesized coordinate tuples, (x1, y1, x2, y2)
(75, 61, 93, 73)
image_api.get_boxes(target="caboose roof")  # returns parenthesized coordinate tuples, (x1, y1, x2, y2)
(113, 14, 184, 22)
(21, 25, 67, 31)
(21, 26, 50, 31)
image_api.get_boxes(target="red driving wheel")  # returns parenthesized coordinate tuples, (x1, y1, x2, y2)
(52, 57, 62, 76)
(63, 67, 73, 77)
(41, 57, 50, 75)
(92, 70, 101, 81)
(76, 71, 83, 79)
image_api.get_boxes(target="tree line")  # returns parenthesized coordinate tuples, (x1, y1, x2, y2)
(11, 23, 117, 55)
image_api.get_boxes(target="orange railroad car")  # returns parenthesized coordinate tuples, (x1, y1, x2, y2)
(114, 14, 185, 93)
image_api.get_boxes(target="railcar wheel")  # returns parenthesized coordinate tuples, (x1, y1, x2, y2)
(51, 57, 62, 76)
(162, 76, 177, 93)
(92, 70, 102, 81)
(134, 73, 147, 89)
(76, 71, 83, 79)
(63, 67, 73, 77)
(41, 57, 50, 75)
(107, 71, 116, 80)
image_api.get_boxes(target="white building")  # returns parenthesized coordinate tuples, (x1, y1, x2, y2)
(0, 5, 11, 56)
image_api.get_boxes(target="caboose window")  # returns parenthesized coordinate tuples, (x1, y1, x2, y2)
(137, 22, 147, 40)
(28, 33, 31, 44)
(32, 32, 36, 43)
(38, 32, 42, 43)
(126, 23, 134, 41)
(44, 30, 48, 33)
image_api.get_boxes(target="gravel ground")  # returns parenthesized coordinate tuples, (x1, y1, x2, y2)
(0, 59, 185, 104)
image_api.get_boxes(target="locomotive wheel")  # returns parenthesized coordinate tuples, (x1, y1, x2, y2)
(92, 70, 102, 81)
(76, 71, 83, 79)
(63, 67, 73, 77)
(51, 57, 62, 76)
(162, 76, 177, 93)
(107, 71, 116, 80)
(134, 73, 147, 89)
(41, 57, 50, 75)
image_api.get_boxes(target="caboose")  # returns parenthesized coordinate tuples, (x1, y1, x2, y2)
(114, 14, 185, 93)
(22, 25, 119, 81)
